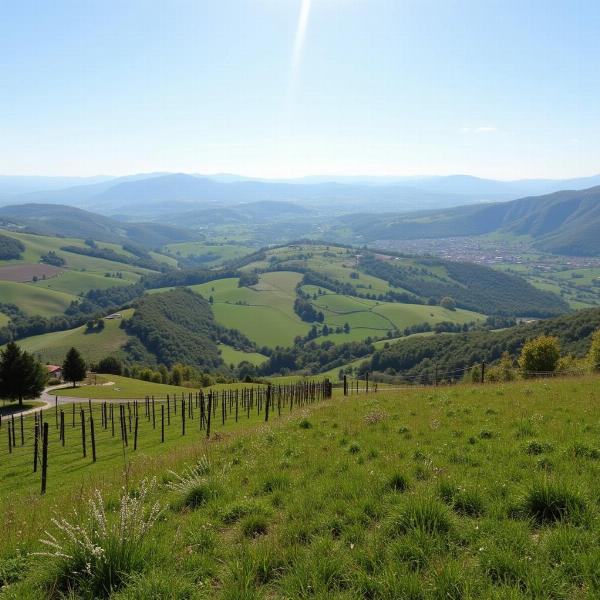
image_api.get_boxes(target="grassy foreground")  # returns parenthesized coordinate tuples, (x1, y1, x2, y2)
(2, 376, 600, 598)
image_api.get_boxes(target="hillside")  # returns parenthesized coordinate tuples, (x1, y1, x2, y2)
(122, 288, 255, 370)
(0, 203, 199, 249)
(3, 376, 600, 598)
(361, 306, 600, 381)
(335, 185, 600, 256)
(240, 243, 567, 318)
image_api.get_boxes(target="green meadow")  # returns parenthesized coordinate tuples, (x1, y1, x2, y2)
(190, 270, 483, 349)
(0, 280, 76, 317)
(2, 376, 600, 598)
(12, 309, 134, 364)
(54, 374, 265, 400)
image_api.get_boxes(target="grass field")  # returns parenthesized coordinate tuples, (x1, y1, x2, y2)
(189, 270, 483, 349)
(54, 374, 266, 399)
(164, 242, 255, 266)
(0, 230, 156, 306)
(13, 309, 134, 364)
(304, 285, 483, 343)
(30, 269, 139, 295)
(0, 280, 76, 317)
(191, 272, 311, 347)
(2, 375, 600, 598)
(218, 344, 268, 367)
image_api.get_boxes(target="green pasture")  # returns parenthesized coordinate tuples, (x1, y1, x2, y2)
(0, 280, 76, 317)
(164, 242, 255, 265)
(218, 344, 268, 367)
(54, 374, 265, 400)
(30, 268, 139, 295)
(191, 272, 311, 347)
(13, 309, 134, 364)
(3, 376, 600, 598)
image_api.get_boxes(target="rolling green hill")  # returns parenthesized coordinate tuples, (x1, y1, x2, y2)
(13, 309, 134, 364)
(190, 269, 483, 349)
(0, 203, 199, 249)
(363, 305, 600, 381)
(0, 280, 76, 317)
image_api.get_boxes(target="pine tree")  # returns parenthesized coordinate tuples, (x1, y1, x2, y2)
(62, 347, 87, 388)
(0, 342, 47, 406)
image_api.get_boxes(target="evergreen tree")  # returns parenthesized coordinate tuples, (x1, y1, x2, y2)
(62, 347, 87, 387)
(0, 342, 47, 406)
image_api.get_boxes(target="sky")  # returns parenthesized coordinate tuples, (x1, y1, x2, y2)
(1, 0, 599, 180)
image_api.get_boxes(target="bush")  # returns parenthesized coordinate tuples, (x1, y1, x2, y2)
(440, 297, 456, 311)
(522, 481, 587, 524)
(519, 335, 560, 376)
(589, 329, 600, 372)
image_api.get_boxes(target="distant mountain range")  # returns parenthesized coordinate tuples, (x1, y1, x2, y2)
(2, 171, 600, 218)
(335, 186, 600, 256)
(0, 203, 199, 249)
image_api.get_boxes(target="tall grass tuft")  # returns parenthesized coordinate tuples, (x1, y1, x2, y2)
(35, 478, 161, 599)
(388, 496, 453, 536)
(166, 457, 220, 509)
(522, 480, 587, 525)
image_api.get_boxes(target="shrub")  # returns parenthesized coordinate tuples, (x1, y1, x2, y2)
(36, 479, 160, 598)
(522, 481, 587, 524)
(519, 335, 560, 376)
(589, 329, 600, 372)
(525, 440, 553, 455)
(348, 443, 361, 454)
(298, 418, 312, 429)
(0, 551, 28, 587)
(388, 497, 452, 536)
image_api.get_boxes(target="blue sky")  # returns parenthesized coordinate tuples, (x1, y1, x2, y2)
(1, 0, 599, 179)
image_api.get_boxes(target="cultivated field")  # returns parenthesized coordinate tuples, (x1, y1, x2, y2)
(0, 263, 63, 282)
(2, 375, 600, 598)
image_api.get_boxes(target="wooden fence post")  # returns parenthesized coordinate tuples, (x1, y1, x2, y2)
(41, 422, 49, 495)
(90, 416, 96, 462)
(80, 409, 86, 458)
(33, 419, 39, 472)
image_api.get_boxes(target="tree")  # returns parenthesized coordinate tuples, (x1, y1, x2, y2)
(589, 329, 600, 372)
(0, 342, 47, 406)
(519, 336, 560, 376)
(440, 296, 456, 311)
(62, 347, 87, 387)
(97, 355, 123, 375)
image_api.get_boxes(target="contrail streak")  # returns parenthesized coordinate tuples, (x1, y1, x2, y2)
(292, 0, 312, 73)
